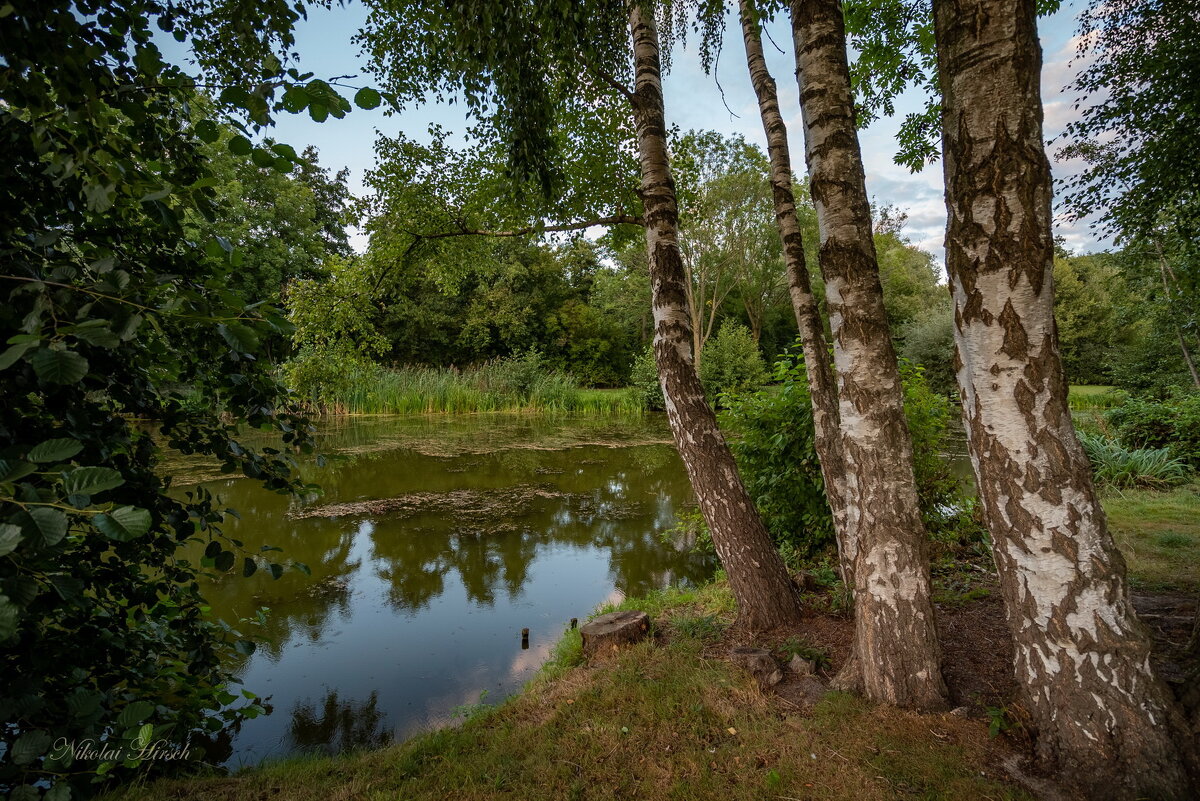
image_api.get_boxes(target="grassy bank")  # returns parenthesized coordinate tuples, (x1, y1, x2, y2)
(1103, 482, 1200, 592)
(103, 486, 1197, 801)
(302, 363, 644, 416)
(108, 581, 1028, 801)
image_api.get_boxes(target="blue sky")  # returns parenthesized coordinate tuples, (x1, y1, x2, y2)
(207, 2, 1102, 263)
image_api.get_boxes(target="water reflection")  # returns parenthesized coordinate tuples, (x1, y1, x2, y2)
(288, 690, 392, 755)
(178, 416, 714, 766)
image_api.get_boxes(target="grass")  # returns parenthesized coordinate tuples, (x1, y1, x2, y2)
(311, 363, 644, 416)
(106, 581, 1029, 801)
(1068, 384, 1124, 411)
(1102, 481, 1200, 592)
(1078, 431, 1192, 489)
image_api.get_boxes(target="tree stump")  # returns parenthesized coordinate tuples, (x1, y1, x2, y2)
(729, 647, 783, 688)
(581, 610, 650, 660)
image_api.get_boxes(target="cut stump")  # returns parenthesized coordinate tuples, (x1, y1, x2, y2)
(581, 610, 650, 660)
(729, 647, 783, 688)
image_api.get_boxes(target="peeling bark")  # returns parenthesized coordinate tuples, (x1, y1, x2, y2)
(935, 0, 1195, 795)
(628, 4, 803, 631)
(738, 0, 851, 584)
(790, 0, 946, 710)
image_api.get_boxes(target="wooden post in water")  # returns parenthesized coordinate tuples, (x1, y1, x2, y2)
(520, 627, 529, 650)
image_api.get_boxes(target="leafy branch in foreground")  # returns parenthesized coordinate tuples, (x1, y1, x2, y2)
(0, 1, 379, 798)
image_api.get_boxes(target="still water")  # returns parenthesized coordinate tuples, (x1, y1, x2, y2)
(178, 415, 714, 766)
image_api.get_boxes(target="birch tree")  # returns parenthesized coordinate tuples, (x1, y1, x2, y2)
(790, 0, 947, 709)
(360, 0, 804, 630)
(736, 0, 851, 585)
(934, 0, 1195, 794)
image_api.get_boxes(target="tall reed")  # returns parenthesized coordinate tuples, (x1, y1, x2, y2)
(304, 360, 643, 416)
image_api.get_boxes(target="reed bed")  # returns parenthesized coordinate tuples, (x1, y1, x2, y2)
(307, 362, 643, 416)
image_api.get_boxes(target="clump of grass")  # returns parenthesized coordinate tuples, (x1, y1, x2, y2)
(670, 613, 726, 642)
(1078, 432, 1191, 489)
(1068, 385, 1125, 411)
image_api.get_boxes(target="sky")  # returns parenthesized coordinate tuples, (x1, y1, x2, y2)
(204, 1, 1104, 263)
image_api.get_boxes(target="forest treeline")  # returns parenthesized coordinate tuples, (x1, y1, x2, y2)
(2, 0, 1199, 800)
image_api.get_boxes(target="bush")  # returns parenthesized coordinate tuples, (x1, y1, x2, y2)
(699, 321, 768, 402)
(717, 344, 980, 559)
(630, 346, 665, 411)
(1106, 393, 1200, 468)
(1078, 432, 1192, 489)
(899, 306, 957, 397)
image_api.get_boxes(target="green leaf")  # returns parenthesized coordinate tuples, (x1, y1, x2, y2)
(194, 119, 221, 143)
(0, 340, 36, 370)
(0, 524, 22, 556)
(28, 507, 68, 546)
(251, 148, 276, 168)
(62, 466, 124, 496)
(0, 593, 18, 640)
(218, 322, 260, 353)
(45, 781, 72, 801)
(308, 102, 328, 123)
(116, 700, 155, 728)
(31, 348, 89, 384)
(354, 87, 382, 110)
(28, 438, 83, 463)
(234, 639, 256, 656)
(292, 561, 311, 576)
(10, 730, 52, 765)
(214, 550, 235, 572)
(228, 135, 253, 156)
(0, 459, 36, 482)
(268, 562, 284, 580)
(95, 506, 152, 541)
(242, 557, 257, 577)
(68, 320, 120, 348)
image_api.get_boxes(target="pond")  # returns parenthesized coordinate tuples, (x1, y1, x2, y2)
(175, 415, 715, 767)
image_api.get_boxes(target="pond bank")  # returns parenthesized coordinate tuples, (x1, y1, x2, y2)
(105, 484, 1200, 801)
(104, 580, 1036, 801)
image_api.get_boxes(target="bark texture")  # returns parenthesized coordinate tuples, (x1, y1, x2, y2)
(629, 4, 803, 631)
(738, 0, 851, 583)
(935, 0, 1195, 795)
(790, 0, 946, 709)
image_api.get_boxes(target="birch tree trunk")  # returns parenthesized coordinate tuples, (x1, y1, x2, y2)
(628, 3, 803, 631)
(790, 0, 946, 709)
(737, 0, 850, 582)
(935, 0, 1195, 795)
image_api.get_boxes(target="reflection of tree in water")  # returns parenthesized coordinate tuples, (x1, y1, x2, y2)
(372, 522, 540, 610)
(368, 462, 713, 613)
(288, 690, 392, 755)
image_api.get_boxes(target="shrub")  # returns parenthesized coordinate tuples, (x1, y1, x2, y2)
(699, 321, 768, 402)
(1077, 432, 1192, 489)
(630, 346, 665, 412)
(1106, 393, 1200, 468)
(717, 344, 980, 559)
(899, 305, 957, 397)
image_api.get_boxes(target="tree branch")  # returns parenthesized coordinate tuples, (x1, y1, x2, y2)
(402, 214, 643, 241)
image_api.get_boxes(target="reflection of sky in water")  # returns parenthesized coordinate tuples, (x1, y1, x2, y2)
(185, 416, 715, 767)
